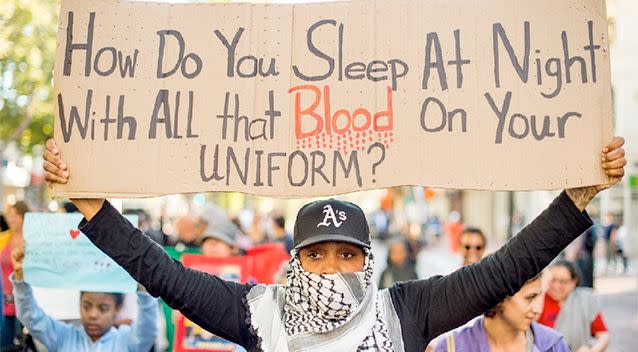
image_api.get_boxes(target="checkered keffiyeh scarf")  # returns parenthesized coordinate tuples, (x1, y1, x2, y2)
(246, 249, 399, 352)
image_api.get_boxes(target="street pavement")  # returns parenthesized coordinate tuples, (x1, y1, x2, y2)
(595, 270, 638, 351)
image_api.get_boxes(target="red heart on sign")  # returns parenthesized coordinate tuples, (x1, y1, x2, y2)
(69, 229, 81, 239)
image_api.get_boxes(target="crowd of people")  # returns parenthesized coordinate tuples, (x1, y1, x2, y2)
(0, 136, 628, 352)
(0, 197, 298, 351)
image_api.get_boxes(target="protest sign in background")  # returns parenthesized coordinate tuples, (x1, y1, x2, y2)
(173, 246, 288, 352)
(175, 254, 251, 352)
(52, 0, 612, 198)
(32, 287, 81, 320)
(23, 212, 138, 292)
(161, 246, 203, 352)
(244, 243, 290, 283)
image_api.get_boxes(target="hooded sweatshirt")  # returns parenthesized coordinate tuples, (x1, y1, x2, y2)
(434, 318, 570, 352)
(78, 191, 591, 352)
(11, 275, 157, 352)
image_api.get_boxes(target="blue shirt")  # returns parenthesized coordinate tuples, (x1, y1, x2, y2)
(11, 275, 157, 352)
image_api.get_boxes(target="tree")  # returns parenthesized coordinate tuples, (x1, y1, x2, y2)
(0, 0, 59, 154)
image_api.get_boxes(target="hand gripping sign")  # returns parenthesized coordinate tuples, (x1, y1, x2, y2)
(53, 0, 612, 198)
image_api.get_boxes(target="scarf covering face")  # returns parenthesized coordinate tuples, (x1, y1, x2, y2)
(246, 249, 405, 352)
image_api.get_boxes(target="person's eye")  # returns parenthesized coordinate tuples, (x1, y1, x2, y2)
(307, 252, 321, 259)
(341, 251, 355, 259)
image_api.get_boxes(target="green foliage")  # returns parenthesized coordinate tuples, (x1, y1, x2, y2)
(0, 0, 59, 153)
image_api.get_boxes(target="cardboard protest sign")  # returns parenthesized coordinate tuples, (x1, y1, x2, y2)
(53, 0, 612, 198)
(23, 213, 138, 292)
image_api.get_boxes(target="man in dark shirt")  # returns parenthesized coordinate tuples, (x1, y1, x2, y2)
(41, 137, 626, 352)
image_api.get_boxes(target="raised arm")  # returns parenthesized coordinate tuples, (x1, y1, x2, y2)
(392, 191, 592, 340)
(11, 246, 71, 350)
(43, 139, 257, 348)
(12, 277, 73, 350)
(126, 290, 159, 351)
(83, 200, 256, 347)
(390, 137, 625, 343)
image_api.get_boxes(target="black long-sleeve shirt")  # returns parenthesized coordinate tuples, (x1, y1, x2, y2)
(79, 191, 591, 352)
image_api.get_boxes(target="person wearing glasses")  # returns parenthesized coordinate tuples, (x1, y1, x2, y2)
(42, 137, 625, 352)
(426, 227, 488, 351)
(459, 227, 487, 267)
(538, 260, 610, 352)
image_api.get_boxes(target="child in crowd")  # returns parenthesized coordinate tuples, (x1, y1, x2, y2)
(42, 137, 626, 351)
(10, 246, 158, 351)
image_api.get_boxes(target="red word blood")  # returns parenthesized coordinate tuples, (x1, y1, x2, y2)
(289, 85, 393, 140)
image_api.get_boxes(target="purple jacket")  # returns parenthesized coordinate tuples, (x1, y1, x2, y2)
(434, 318, 570, 352)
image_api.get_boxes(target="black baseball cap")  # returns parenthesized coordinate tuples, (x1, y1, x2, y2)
(293, 199, 371, 250)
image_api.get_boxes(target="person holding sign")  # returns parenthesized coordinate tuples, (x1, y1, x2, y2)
(9, 246, 158, 351)
(42, 137, 625, 352)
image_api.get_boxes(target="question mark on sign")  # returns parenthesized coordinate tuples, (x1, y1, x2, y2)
(367, 142, 386, 183)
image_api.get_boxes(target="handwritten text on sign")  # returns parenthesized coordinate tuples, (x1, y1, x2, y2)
(53, 0, 612, 198)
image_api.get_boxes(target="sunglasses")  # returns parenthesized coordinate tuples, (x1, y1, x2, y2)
(463, 245, 484, 251)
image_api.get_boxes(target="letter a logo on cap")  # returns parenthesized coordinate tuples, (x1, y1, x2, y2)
(317, 204, 347, 228)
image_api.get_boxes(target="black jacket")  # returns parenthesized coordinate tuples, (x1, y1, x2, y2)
(79, 191, 591, 352)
